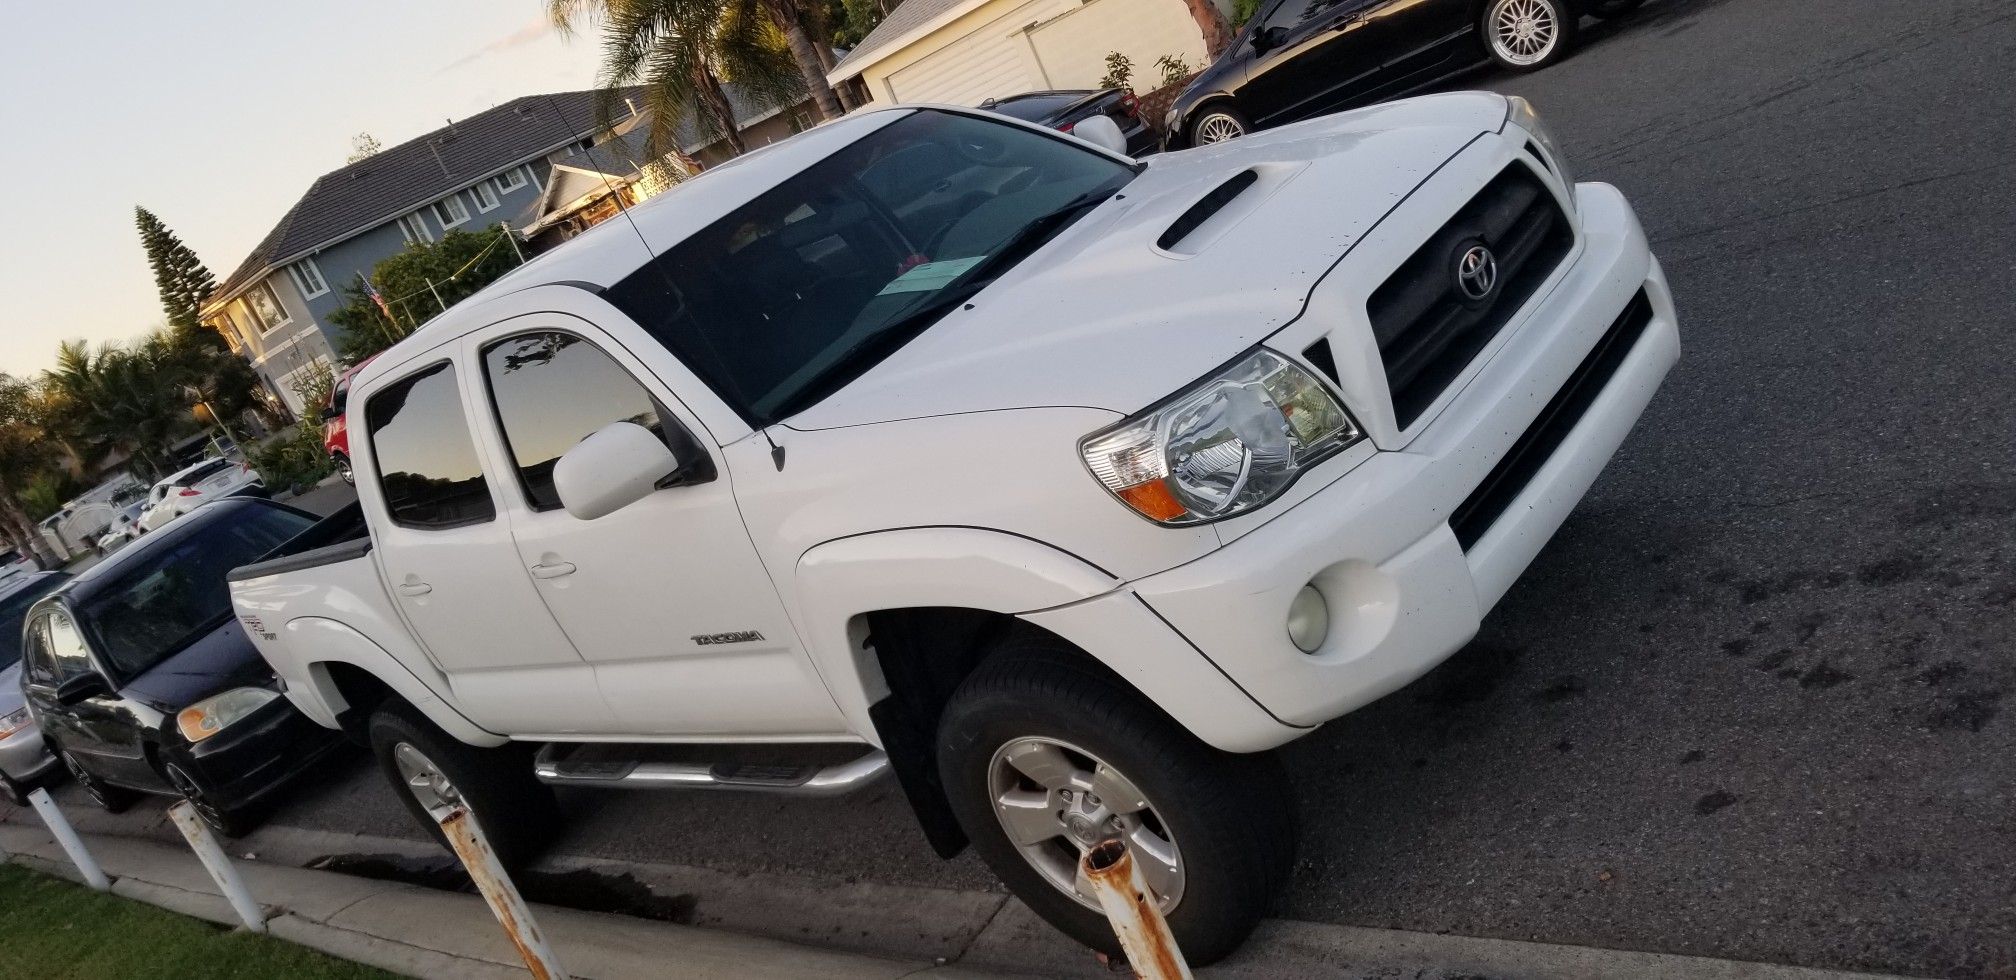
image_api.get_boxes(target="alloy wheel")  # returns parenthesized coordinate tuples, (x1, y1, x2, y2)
(62, 751, 112, 808)
(1489, 0, 1561, 66)
(393, 742, 464, 821)
(1194, 112, 1246, 145)
(163, 764, 228, 830)
(986, 736, 1184, 912)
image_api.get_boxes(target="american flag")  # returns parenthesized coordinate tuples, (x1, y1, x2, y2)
(359, 273, 394, 322)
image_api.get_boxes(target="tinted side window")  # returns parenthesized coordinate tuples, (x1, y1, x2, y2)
(365, 363, 496, 529)
(21, 616, 57, 686)
(43, 610, 93, 681)
(483, 333, 666, 511)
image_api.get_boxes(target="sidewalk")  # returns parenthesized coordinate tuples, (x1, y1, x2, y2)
(0, 818, 1927, 980)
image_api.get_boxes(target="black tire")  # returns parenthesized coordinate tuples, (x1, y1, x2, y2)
(57, 746, 139, 814)
(1585, 0, 1643, 18)
(1188, 103, 1252, 147)
(936, 630, 1295, 966)
(1, 769, 26, 807)
(334, 454, 354, 485)
(1479, 0, 1578, 72)
(161, 762, 257, 838)
(368, 701, 561, 869)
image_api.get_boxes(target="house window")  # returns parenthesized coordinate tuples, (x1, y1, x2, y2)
(471, 181, 500, 212)
(246, 281, 291, 333)
(287, 257, 329, 299)
(493, 167, 529, 194)
(398, 212, 433, 244)
(433, 194, 470, 229)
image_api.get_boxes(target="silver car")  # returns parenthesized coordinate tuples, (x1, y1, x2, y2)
(1, 571, 71, 803)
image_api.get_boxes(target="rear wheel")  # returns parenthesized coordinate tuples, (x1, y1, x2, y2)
(58, 747, 139, 813)
(936, 631, 1294, 965)
(368, 702, 561, 869)
(1481, 0, 1577, 71)
(1189, 105, 1251, 146)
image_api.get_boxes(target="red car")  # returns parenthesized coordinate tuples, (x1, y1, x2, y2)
(319, 356, 378, 484)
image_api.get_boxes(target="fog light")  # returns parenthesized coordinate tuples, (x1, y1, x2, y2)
(1286, 585, 1329, 653)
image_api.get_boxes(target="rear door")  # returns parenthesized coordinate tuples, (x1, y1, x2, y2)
(462, 317, 847, 737)
(357, 358, 619, 734)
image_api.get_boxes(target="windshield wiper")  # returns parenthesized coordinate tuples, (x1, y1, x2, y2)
(947, 189, 1116, 293)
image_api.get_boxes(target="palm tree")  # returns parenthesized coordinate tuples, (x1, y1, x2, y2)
(551, 0, 808, 161)
(750, 0, 844, 119)
(0, 375, 61, 567)
(41, 327, 260, 483)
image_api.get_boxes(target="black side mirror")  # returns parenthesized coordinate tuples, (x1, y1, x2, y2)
(1252, 25, 1286, 52)
(55, 673, 110, 706)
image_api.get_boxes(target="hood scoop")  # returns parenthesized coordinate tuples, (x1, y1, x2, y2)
(1156, 169, 1260, 252)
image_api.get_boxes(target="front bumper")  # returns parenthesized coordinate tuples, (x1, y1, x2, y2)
(1130, 181, 1678, 731)
(0, 725, 59, 784)
(164, 695, 344, 809)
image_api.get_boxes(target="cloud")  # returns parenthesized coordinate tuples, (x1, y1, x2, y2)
(441, 17, 554, 73)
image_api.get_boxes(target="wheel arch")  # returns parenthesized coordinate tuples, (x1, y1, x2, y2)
(1175, 95, 1244, 148)
(274, 617, 508, 748)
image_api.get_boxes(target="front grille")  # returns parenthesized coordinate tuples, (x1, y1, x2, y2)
(1368, 164, 1572, 428)
(1450, 290, 1654, 550)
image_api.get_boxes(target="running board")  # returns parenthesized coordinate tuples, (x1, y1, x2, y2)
(532, 744, 889, 797)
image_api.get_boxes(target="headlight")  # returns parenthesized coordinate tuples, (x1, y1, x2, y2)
(0, 707, 31, 739)
(1503, 96, 1574, 203)
(1081, 349, 1361, 525)
(177, 688, 279, 743)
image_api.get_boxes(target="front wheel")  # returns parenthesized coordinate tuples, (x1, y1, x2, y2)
(334, 454, 354, 485)
(1481, 0, 1578, 72)
(1189, 105, 1251, 146)
(368, 702, 561, 869)
(936, 631, 1295, 965)
(162, 762, 256, 838)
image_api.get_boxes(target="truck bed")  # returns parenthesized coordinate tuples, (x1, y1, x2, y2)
(228, 501, 370, 582)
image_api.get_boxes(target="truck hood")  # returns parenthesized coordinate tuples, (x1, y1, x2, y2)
(787, 92, 1506, 431)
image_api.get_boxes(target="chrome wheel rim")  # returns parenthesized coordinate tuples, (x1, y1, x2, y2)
(1195, 112, 1245, 145)
(61, 751, 111, 807)
(1489, 0, 1560, 66)
(987, 736, 1184, 912)
(163, 764, 225, 827)
(393, 743, 463, 820)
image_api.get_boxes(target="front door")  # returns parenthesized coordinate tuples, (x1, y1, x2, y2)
(358, 358, 615, 735)
(463, 318, 848, 737)
(1238, 0, 1390, 127)
(21, 607, 160, 790)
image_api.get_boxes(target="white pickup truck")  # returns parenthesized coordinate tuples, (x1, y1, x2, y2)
(228, 95, 1677, 962)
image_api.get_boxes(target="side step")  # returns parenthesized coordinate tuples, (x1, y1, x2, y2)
(532, 743, 889, 797)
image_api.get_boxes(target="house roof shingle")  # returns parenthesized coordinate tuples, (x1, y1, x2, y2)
(829, 0, 977, 78)
(208, 87, 643, 307)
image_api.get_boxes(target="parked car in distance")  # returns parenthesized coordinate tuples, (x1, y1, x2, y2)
(18, 498, 351, 834)
(980, 88, 1160, 156)
(322, 355, 379, 485)
(0, 571, 72, 804)
(97, 501, 150, 552)
(137, 457, 266, 534)
(230, 95, 1678, 963)
(1165, 0, 1641, 148)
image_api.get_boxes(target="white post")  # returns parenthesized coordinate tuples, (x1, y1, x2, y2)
(1081, 838, 1193, 980)
(438, 806, 566, 980)
(166, 801, 267, 932)
(500, 222, 526, 264)
(26, 788, 109, 891)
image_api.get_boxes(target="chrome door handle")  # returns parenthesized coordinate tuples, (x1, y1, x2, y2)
(395, 581, 433, 597)
(530, 561, 577, 580)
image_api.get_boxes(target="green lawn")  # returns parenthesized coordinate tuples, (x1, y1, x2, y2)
(0, 863, 400, 979)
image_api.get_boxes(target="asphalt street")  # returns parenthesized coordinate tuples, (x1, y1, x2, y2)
(12, 1, 2016, 976)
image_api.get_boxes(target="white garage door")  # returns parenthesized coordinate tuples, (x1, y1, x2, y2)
(885, 2, 1052, 106)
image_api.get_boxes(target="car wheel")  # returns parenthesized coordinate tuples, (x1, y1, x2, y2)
(1481, 0, 1577, 71)
(1585, 0, 1643, 18)
(1, 769, 26, 806)
(936, 630, 1295, 966)
(1189, 105, 1251, 146)
(162, 762, 256, 838)
(58, 747, 139, 813)
(334, 454, 354, 485)
(368, 701, 561, 869)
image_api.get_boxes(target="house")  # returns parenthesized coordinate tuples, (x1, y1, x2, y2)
(201, 88, 655, 413)
(826, 0, 1222, 107)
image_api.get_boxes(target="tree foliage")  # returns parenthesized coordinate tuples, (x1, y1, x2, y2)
(347, 132, 384, 163)
(326, 229, 524, 362)
(0, 375, 63, 566)
(135, 207, 220, 340)
(41, 327, 261, 483)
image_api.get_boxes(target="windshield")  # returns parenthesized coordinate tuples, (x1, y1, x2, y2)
(606, 109, 1134, 426)
(79, 506, 313, 679)
(0, 576, 66, 670)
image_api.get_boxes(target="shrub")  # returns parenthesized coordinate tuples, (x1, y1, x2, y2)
(1100, 52, 1134, 90)
(1155, 54, 1193, 88)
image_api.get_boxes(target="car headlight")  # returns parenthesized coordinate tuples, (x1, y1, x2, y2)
(0, 707, 32, 739)
(1081, 349, 1361, 525)
(177, 688, 279, 743)
(1503, 96, 1575, 204)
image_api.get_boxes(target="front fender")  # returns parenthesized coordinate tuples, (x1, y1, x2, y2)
(275, 618, 507, 748)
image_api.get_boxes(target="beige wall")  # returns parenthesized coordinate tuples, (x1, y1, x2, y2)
(854, 0, 1079, 105)
(1025, 0, 1209, 91)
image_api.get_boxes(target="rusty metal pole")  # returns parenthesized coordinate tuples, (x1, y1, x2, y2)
(438, 806, 566, 980)
(166, 801, 266, 932)
(26, 788, 109, 891)
(1081, 839, 1194, 980)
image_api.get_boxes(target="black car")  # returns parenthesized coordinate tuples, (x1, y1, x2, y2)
(1164, 0, 1642, 148)
(980, 88, 1162, 156)
(16, 498, 346, 835)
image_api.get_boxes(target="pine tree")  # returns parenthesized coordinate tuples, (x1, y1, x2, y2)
(135, 206, 220, 342)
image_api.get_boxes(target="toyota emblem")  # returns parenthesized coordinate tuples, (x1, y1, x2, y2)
(1456, 244, 1498, 301)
